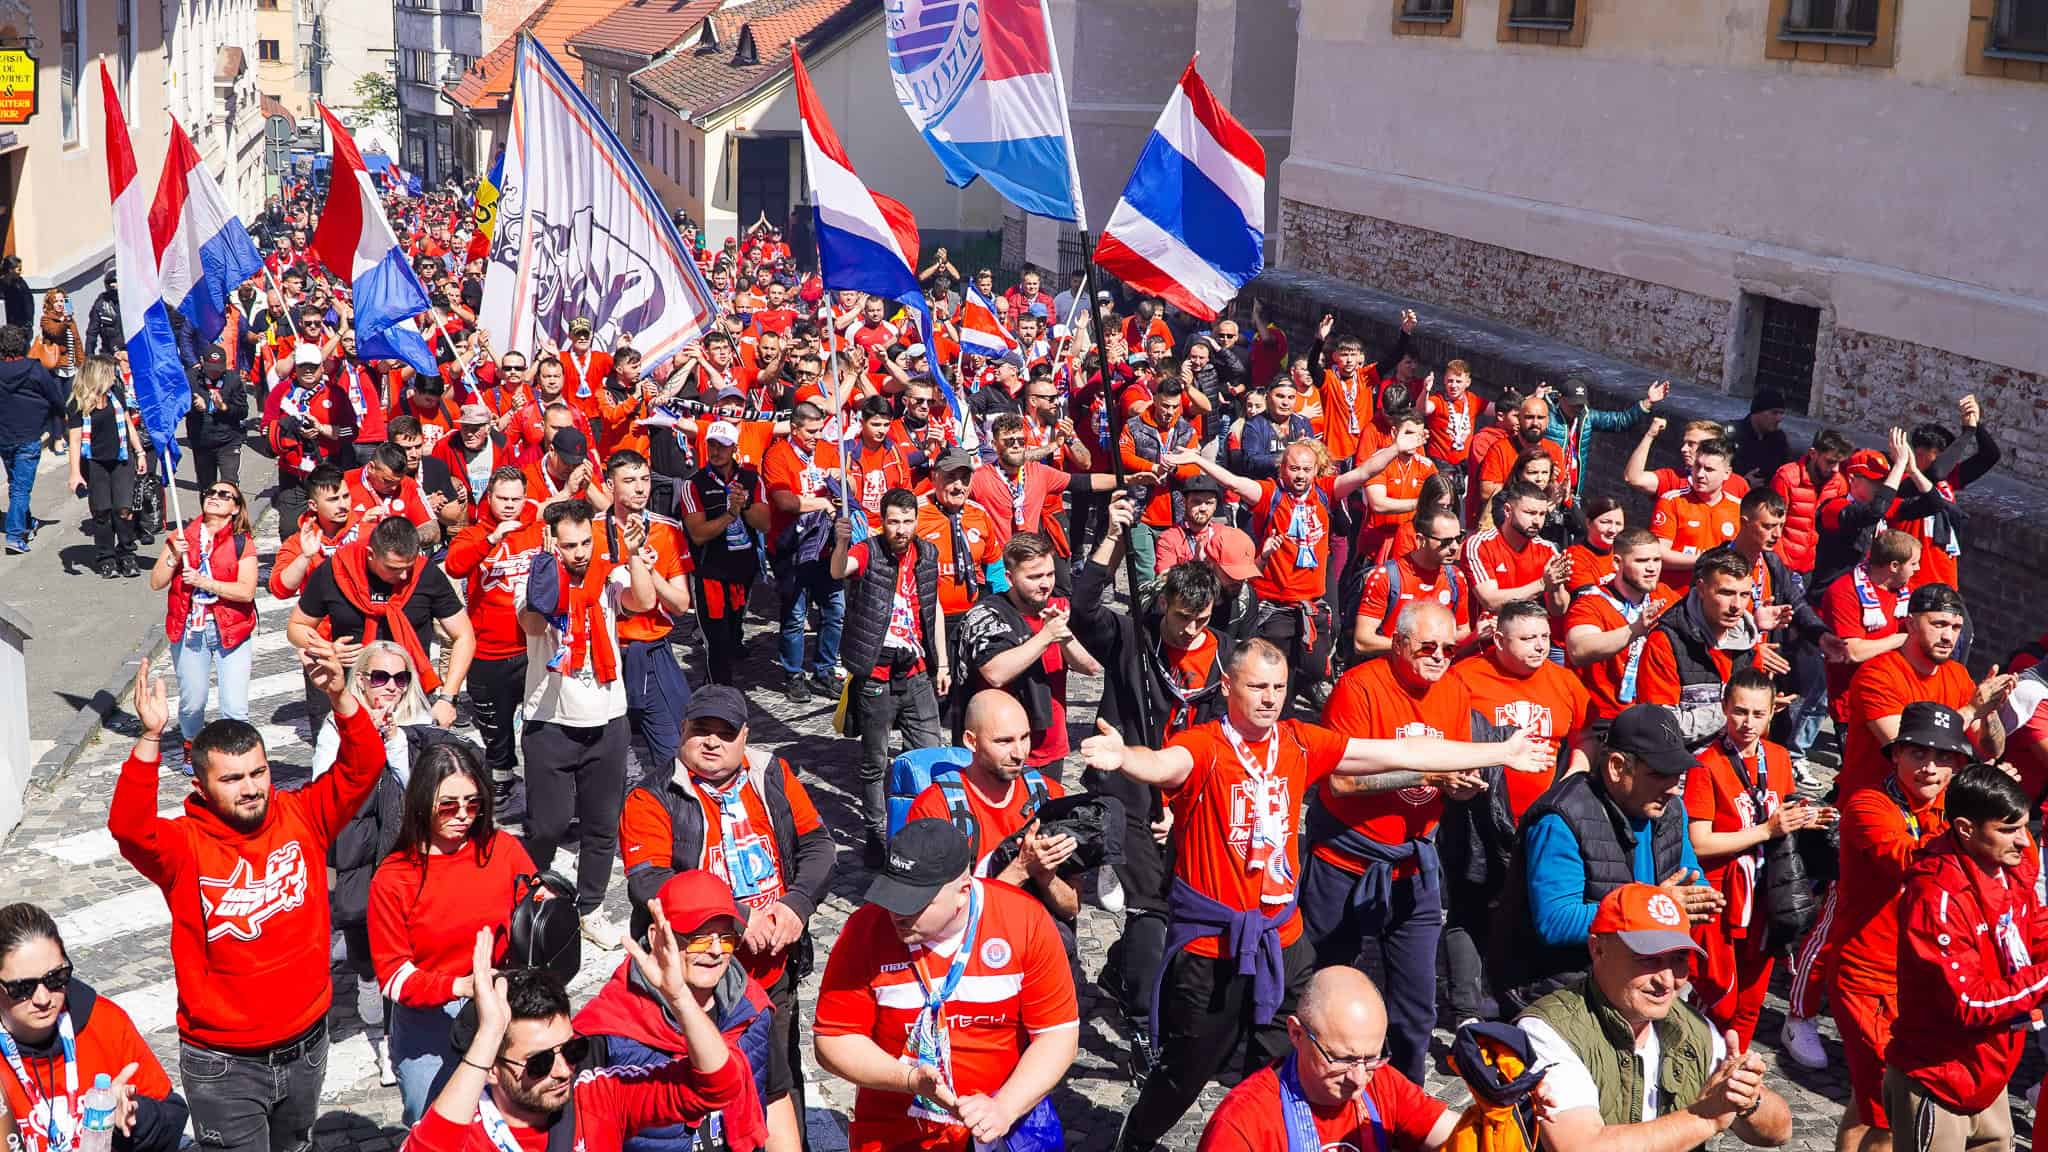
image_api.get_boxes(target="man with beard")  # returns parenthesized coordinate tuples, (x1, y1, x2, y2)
(970, 413, 1129, 598)
(1463, 479, 1571, 619)
(680, 422, 771, 687)
(444, 467, 546, 814)
(1563, 527, 1672, 723)
(1476, 394, 1566, 529)
(1354, 507, 1472, 658)
(1634, 545, 1786, 749)
(889, 377, 958, 458)
(1834, 582, 2014, 796)
(519, 498, 657, 950)
(388, 416, 468, 544)
(404, 923, 759, 1152)
(110, 647, 381, 1152)
(616, 692, 835, 1152)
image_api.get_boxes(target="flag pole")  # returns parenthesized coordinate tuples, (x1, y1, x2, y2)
(1080, 231, 1148, 631)
(161, 447, 186, 537)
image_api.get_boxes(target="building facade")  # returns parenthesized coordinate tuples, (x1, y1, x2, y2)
(1280, 0, 2048, 481)
(167, 0, 265, 221)
(319, 0, 399, 160)
(396, 0, 482, 184)
(254, 0, 315, 119)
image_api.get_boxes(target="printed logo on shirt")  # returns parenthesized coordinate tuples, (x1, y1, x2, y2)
(1721, 521, 1736, 538)
(1393, 722, 1444, 805)
(1228, 778, 1292, 860)
(980, 937, 1012, 968)
(198, 842, 310, 941)
(1492, 699, 1555, 740)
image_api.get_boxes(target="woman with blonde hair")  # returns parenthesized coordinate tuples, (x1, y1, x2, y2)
(149, 478, 257, 762)
(64, 356, 146, 577)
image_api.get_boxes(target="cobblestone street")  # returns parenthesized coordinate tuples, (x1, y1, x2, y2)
(0, 522, 2000, 1152)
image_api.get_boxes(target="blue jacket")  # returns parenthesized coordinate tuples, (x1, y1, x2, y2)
(1523, 810, 1703, 947)
(576, 960, 775, 1152)
(1236, 413, 1314, 479)
(1544, 403, 1647, 499)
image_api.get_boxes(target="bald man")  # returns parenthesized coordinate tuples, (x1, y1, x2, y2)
(1198, 966, 1456, 1151)
(905, 689, 1080, 920)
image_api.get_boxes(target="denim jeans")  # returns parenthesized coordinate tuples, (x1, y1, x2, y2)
(0, 439, 38, 544)
(180, 1028, 327, 1152)
(175, 618, 254, 740)
(389, 999, 462, 1127)
(775, 557, 843, 677)
(853, 670, 942, 835)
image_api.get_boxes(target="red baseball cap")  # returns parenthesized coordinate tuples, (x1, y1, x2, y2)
(1204, 526, 1260, 583)
(1588, 883, 1703, 957)
(1842, 448, 1891, 482)
(654, 871, 746, 939)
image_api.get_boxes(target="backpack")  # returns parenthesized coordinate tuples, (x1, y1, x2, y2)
(936, 769, 1050, 857)
(883, 747, 1051, 846)
(507, 871, 580, 981)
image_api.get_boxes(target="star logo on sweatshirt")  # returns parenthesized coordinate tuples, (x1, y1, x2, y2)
(198, 842, 310, 942)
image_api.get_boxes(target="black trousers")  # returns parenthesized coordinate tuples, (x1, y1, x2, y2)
(1113, 909, 1169, 1025)
(1441, 876, 1499, 1026)
(853, 668, 942, 836)
(192, 444, 243, 490)
(467, 654, 528, 789)
(1116, 933, 1313, 1152)
(693, 575, 752, 686)
(83, 457, 137, 561)
(520, 717, 629, 914)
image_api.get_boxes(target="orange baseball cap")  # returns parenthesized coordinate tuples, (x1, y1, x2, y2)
(1204, 526, 1260, 583)
(1589, 883, 1703, 957)
(1843, 448, 1891, 482)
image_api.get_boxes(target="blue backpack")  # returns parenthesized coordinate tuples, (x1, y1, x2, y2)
(885, 747, 1051, 844)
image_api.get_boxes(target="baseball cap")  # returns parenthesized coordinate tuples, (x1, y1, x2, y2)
(1560, 380, 1590, 406)
(202, 345, 227, 368)
(1885, 701, 1974, 759)
(1907, 582, 1966, 617)
(1205, 526, 1260, 584)
(458, 403, 494, 426)
(1843, 448, 1890, 482)
(904, 343, 928, 360)
(713, 386, 746, 405)
(292, 343, 324, 368)
(1095, 289, 1113, 303)
(549, 426, 588, 459)
(866, 819, 972, 916)
(682, 684, 749, 730)
(568, 317, 594, 337)
(932, 445, 977, 475)
(1589, 884, 1704, 957)
(1604, 704, 1698, 776)
(654, 871, 745, 939)
(705, 420, 741, 446)
(1749, 388, 1788, 415)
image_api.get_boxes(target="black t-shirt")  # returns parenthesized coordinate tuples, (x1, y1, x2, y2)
(65, 388, 132, 463)
(298, 561, 463, 647)
(414, 456, 464, 509)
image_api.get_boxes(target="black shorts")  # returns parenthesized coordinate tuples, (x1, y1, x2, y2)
(766, 969, 798, 1101)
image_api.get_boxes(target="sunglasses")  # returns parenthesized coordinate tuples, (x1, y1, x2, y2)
(204, 487, 240, 501)
(1423, 533, 1464, 547)
(365, 669, 413, 690)
(503, 1035, 590, 1079)
(680, 931, 739, 956)
(1404, 640, 1453, 658)
(435, 796, 482, 817)
(0, 965, 71, 1001)
(1300, 1022, 1389, 1074)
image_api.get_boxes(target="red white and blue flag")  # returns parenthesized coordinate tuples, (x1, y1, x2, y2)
(99, 63, 192, 467)
(309, 104, 439, 377)
(1094, 57, 1265, 322)
(885, 0, 1082, 222)
(957, 282, 1018, 358)
(150, 119, 264, 347)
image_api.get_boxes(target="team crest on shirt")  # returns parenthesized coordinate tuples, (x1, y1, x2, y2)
(1721, 521, 1737, 537)
(1437, 588, 1452, 605)
(980, 937, 1012, 968)
(1228, 779, 1291, 859)
(1393, 723, 1443, 804)
(199, 842, 310, 941)
(1493, 700, 1555, 740)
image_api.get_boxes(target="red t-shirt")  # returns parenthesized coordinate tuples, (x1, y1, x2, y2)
(368, 832, 534, 1008)
(1652, 467, 1750, 500)
(907, 772, 1070, 876)
(1651, 486, 1741, 595)
(1196, 1062, 1447, 1152)
(595, 512, 694, 644)
(342, 468, 432, 528)
(760, 438, 842, 547)
(1462, 527, 1559, 606)
(1684, 740, 1793, 931)
(1563, 543, 1615, 593)
(1356, 555, 1470, 641)
(1452, 654, 1591, 821)
(1318, 659, 1473, 867)
(845, 440, 916, 530)
(1249, 477, 1336, 604)
(1819, 569, 1908, 718)
(1425, 390, 1485, 463)
(1837, 651, 1976, 796)
(1163, 720, 1350, 958)
(969, 463, 1074, 557)
(813, 881, 1078, 1152)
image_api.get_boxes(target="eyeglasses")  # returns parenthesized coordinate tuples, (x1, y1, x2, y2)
(502, 1035, 590, 1079)
(1404, 640, 1452, 658)
(365, 669, 413, 690)
(435, 796, 483, 817)
(0, 965, 72, 1001)
(997, 437, 1027, 447)
(1300, 1023, 1389, 1074)
(680, 931, 739, 955)
(1423, 533, 1464, 548)
(204, 487, 239, 501)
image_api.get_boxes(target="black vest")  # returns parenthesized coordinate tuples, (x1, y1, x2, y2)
(684, 465, 763, 584)
(841, 536, 940, 681)
(626, 750, 800, 941)
(1493, 770, 1690, 1012)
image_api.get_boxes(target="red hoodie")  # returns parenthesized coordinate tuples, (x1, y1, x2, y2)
(398, 1053, 761, 1152)
(108, 706, 386, 1049)
(1888, 835, 2048, 1114)
(445, 507, 546, 661)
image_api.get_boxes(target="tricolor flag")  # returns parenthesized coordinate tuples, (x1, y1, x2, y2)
(467, 149, 502, 263)
(99, 62, 191, 467)
(885, 0, 1082, 222)
(957, 283, 1018, 358)
(309, 105, 439, 377)
(1094, 57, 1265, 322)
(150, 119, 265, 346)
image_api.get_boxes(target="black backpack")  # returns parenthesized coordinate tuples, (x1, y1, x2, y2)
(507, 872, 581, 981)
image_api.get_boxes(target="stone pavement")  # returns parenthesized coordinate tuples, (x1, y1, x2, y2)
(1, 523, 2030, 1151)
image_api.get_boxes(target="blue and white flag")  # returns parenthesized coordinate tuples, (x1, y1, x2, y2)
(309, 105, 439, 378)
(152, 120, 264, 346)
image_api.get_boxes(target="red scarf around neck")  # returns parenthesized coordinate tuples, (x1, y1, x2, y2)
(329, 539, 442, 692)
(555, 555, 620, 684)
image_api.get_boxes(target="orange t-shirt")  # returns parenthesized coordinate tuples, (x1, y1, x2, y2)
(844, 439, 916, 530)
(557, 349, 613, 417)
(1831, 784, 1945, 994)
(914, 497, 1000, 616)
(1633, 629, 1743, 709)
(1561, 590, 1665, 721)
(1651, 486, 1742, 594)
(1356, 555, 1470, 642)
(1478, 435, 1565, 491)
(1163, 719, 1350, 958)
(1451, 654, 1591, 821)
(594, 511, 694, 644)
(1836, 652, 1977, 796)
(1318, 367, 1378, 463)
(691, 418, 777, 473)
(907, 772, 1070, 876)
(1249, 477, 1336, 604)
(1563, 544, 1615, 594)
(1364, 455, 1438, 532)
(761, 438, 842, 545)
(1652, 468, 1750, 501)
(1317, 659, 1473, 867)
(1425, 390, 1485, 463)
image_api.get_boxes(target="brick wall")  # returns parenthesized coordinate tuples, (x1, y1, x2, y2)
(1820, 325, 2048, 487)
(1280, 198, 1733, 390)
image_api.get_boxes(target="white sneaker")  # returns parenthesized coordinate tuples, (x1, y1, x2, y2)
(1096, 866, 1125, 915)
(1780, 1014, 1828, 1070)
(580, 912, 626, 951)
(355, 977, 384, 1028)
(1793, 759, 1830, 795)
(374, 1034, 396, 1087)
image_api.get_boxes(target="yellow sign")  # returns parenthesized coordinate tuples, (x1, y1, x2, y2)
(0, 50, 34, 126)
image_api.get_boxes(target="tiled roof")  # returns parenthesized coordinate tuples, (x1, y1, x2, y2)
(631, 0, 871, 124)
(444, 0, 635, 112)
(568, 0, 722, 59)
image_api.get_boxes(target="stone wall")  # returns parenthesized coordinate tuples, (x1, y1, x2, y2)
(1243, 267, 2048, 672)
(1820, 326, 2048, 487)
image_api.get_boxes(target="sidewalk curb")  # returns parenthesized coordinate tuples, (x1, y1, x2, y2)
(30, 620, 166, 790)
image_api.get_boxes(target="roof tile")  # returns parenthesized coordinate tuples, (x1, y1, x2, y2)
(631, 0, 869, 122)
(568, 0, 723, 58)
(445, 0, 637, 112)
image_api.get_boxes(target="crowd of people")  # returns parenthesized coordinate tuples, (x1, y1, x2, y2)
(1, 173, 2045, 1152)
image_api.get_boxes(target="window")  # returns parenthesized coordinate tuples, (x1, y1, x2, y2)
(1498, 0, 1584, 45)
(609, 77, 620, 126)
(259, 39, 282, 62)
(59, 0, 82, 143)
(689, 137, 697, 188)
(115, 0, 134, 106)
(1970, 0, 2048, 80)
(1766, 0, 1895, 65)
(401, 49, 436, 83)
(1393, 0, 1461, 37)
(631, 94, 644, 150)
(1738, 293, 1821, 417)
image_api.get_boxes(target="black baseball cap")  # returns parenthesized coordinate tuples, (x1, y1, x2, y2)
(202, 345, 227, 367)
(1606, 705, 1698, 776)
(550, 426, 589, 459)
(866, 819, 972, 916)
(1885, 701, 1974, 759)
(682, 685, 749, 730)
(1560, 380, 1590, 406)
(1908, 582, 1966, 617)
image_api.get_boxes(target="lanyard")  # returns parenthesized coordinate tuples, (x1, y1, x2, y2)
(903, 883, 983, 1122)
(1596, 586, 1651, 703)
(476, 1088, 527, 1152)
(0, 1013, 79, 1152)
(1006, 469, 1028, 531)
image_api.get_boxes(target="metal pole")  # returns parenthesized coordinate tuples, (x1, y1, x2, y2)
(1079, 231, 1150, 635)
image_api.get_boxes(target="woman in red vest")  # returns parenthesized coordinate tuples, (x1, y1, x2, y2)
(148, 479, 258, 764)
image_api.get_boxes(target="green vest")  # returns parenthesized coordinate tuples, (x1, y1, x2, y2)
(1524, 977, 1716, 1132)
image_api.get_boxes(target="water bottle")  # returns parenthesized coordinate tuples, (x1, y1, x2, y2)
(78, 1072, 116, 1152)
